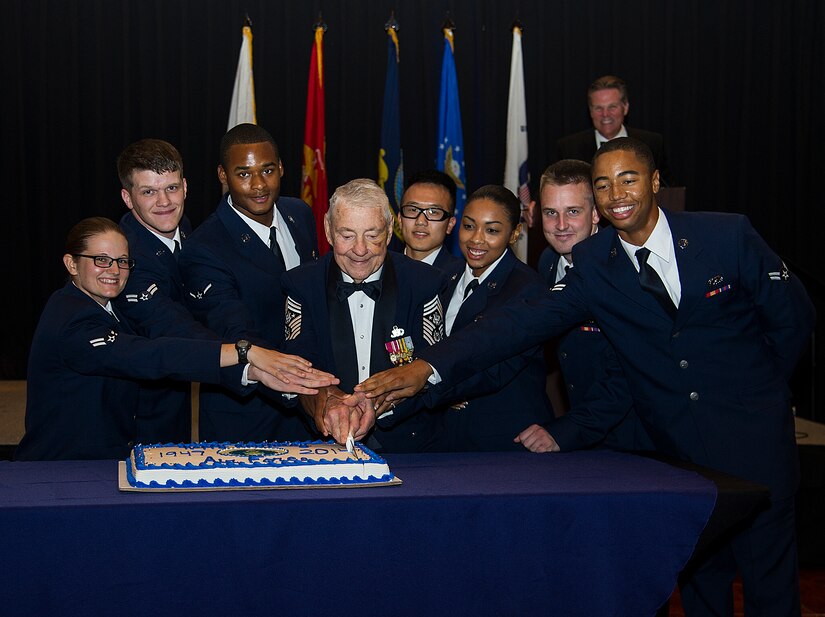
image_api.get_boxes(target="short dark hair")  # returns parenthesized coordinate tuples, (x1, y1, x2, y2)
(593, 137, 656, 173)
(220, 123, 279, 169)
(587, 75, 628, 105)
(117, 139, 183, 189)
(404, 170, 457, 213)
(465, 185, 521, 230)
(65, 217, 125, 256)
(540, 160, 593, 193)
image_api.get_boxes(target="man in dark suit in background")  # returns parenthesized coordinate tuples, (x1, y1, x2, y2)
(282, 179, 445, 453)
(359, 138, 814, 616)
(555, 75, 672, 184)
(396, 170, 463, 273)
(180, 124, 321, 443)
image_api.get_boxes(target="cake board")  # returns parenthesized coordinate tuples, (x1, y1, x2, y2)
(118, 461, 403, 492)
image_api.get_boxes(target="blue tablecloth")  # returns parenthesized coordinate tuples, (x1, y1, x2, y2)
(0, 451, 716, 616)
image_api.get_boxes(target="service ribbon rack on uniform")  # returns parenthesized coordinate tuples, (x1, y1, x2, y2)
(385, 325, 414, 366)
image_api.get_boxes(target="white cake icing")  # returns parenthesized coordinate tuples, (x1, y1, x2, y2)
(126, 441, 393, 488)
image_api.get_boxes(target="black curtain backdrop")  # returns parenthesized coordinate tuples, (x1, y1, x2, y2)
(1, 0, 823, 380)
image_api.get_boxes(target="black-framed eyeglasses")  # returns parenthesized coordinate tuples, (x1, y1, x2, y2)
(74, 254, 136, 270)
(400, 204, 452, 221)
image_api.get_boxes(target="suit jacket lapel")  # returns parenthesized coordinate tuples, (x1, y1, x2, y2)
(453, 250, 513, 331)
(664, 210, 707, 327)
(217, 199, 286, 277)
(326, 260, 360, 392)
(370, 257, 398, 375)
(279, 201, 314, 264)
(604, 231, 674, 323)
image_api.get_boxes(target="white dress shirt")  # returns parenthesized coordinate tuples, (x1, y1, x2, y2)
(405, 245, 443, 266)
(341, 266, 384, 384)
(145, 226, 182, 255)
(445, 251, 508, 336)
(227, 196, 301, 269)
(595, 125, 628, 149)
(618, 207, 682, 307)
(554, 254, 573, 285)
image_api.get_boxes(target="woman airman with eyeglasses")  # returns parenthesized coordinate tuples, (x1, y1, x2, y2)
(16, 217, 336, 461)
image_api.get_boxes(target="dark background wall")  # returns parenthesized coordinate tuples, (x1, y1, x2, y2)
(1, 0, 823, 414)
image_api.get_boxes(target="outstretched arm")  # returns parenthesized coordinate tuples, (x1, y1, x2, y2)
(355, 359, 434, 413)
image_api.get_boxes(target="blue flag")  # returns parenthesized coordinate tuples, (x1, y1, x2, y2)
(436, 28, 467, 256)
(378, 28, 404, 243)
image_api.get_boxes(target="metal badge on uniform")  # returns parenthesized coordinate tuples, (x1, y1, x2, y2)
(609, 247, 617, 258)
(678, 238, 689, 250)
(287, 215, 295, 224)
(241, 233, 251, 243)
(155, 249, 165, 257)
(705, 274, 731, 298)
(284, 297, 302, 340)
(487, 281, 497, 290)
(385, 325, 414, 366)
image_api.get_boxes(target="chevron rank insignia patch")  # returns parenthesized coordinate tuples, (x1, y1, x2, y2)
(768, 262, 790, 281)
(125, 283, 159, 303)
(188, 283, 213, 301)
(422, 296, 444, 345)
(89, 330, 118, 347)
(284, 297, 302, 340)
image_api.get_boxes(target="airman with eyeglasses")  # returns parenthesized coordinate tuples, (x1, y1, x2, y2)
(397, 170, 458, 268)
(74, 254, 136, 270)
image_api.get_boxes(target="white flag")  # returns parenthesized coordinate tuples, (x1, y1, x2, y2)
(227, 25, 257, 130)
(503, 26, 531, 263)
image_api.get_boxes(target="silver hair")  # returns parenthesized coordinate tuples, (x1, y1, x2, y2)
(325, 178, 392, 228)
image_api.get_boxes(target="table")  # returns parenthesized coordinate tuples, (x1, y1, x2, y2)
(1, 451, 720, 616)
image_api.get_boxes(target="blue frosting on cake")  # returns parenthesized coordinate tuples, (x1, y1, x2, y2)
(126, 440, 393, 489)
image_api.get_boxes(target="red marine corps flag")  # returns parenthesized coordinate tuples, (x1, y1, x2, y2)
(301, 20, 330, 255)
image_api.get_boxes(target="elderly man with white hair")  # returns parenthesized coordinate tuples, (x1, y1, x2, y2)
(281, 179, 447, 452)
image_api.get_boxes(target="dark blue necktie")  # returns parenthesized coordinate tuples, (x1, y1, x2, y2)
(270, 227, 286, 270)
(635, 247, 677, 319)
(463, 278, 480, 300)
(172, 239, 180, 262)
(336, 280, 382, 302)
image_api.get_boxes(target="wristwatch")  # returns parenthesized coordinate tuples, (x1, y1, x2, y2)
(235, 339, 252, 365)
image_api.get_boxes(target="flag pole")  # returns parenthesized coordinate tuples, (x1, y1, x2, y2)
(227, 16, 257, 131)
(302, 15, 330, 254)
(504, 18, 532, 263)
(436, 12, 467, 256)
(379, 11, 404, 244)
